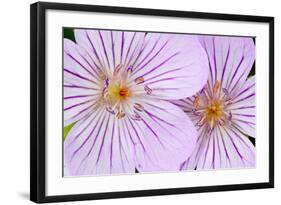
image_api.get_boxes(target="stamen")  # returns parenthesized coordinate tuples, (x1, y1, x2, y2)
(131, 113, 142, 121)
(213, 81, 221, 94)
(105, 78, 109, 86)
(114, 64, 123, 76)
(103, 88, 108, 98)
(134, 103, 144, 112)
(209, 120, 214, 129)
(127, 65, 133, 73)
(228, 111, 232, 121)
(106, 106, 115, 115)
(116, 111, 125, 119)
(196, 117, 205, 127)
(134, 76, 144, 84)
(144, 85, 152, 95)
(99, 72, 107, 81)
(193, 96, 201, 109)
(192, 108, 200, 116)
(222, 88, 232, 101)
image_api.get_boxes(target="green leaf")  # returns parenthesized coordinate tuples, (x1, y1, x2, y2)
(63, 122, 76, 140)
(64, 28, 75, 42)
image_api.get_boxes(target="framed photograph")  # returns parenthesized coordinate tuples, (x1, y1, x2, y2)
(30, 2, 274, 203)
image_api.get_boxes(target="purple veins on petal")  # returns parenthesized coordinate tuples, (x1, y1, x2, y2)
(175, 35, 256, 171)
(64, 29, 210, 176)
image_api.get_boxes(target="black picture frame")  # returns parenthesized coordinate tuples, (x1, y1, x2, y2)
(30, 2, 274, 203)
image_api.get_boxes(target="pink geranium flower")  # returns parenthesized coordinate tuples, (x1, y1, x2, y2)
(63, 29, 209, 176)
(174, 36, 256, 170)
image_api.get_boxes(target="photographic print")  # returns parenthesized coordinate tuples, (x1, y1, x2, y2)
(31, 2, 273, 202)
(63, 28, 255, 177)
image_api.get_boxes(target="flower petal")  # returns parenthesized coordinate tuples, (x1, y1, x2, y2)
(219, 126, 255, 168)
(131, 100, 198, 171)
(64, 39, 101, 125)
(74, 29, 146, 74)
(170, 98, 199, 122)
(64, 39, 101, 85)
(130, 33, 209, 99)
(183, 125, 255, 170)
(198, 36, 255, 93)
(229, 76, 255, 137)
(74, 30, 209, 100)
(64, 92, 97, 126)
(64, 109, 136, 176)
(183, 127, 220, 170)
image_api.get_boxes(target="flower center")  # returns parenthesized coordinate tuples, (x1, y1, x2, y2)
(192, 81, 232, 129)
(100, 64, 152, 120)
(105, 81, 131, 105)
(205, 101, 223, 123)
(119, 87, 130, 98)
